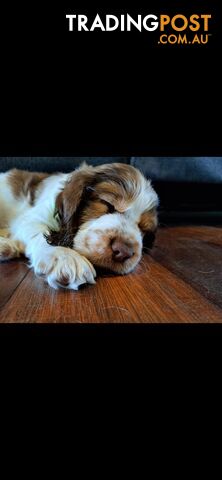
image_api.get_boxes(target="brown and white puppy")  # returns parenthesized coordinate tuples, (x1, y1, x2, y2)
(0, 163, 158, 289)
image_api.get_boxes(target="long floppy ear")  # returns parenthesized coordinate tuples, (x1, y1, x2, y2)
(56, 165, 95, 225)
(139, 208, 158, 251)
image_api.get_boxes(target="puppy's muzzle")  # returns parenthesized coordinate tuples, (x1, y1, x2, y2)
(111, 239, 134, 263)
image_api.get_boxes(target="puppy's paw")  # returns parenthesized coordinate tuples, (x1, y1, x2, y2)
(33, 247, 96, 290)
(0, 238, 24, 261)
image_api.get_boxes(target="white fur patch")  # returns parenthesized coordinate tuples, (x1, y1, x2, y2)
(31, 244, 96, 290)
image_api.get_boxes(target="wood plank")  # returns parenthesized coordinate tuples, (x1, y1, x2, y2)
(0, 253, 221, 323)
(0, 259, 29, 310)
(151, 226, 222, 308)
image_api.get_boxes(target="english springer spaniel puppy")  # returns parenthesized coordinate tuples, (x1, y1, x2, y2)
(0, 163, 158, 289)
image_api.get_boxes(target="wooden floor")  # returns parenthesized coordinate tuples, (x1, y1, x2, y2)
(0, 225, 222, 323)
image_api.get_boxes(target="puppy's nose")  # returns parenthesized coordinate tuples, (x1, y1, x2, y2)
(112, 240, 134, 262)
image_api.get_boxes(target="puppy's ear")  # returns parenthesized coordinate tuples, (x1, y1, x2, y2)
(139, 208, 158, 251)
(56, 166, 95, 225)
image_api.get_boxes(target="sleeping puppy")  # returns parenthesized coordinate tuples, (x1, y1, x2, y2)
(0, 163, 158, 289)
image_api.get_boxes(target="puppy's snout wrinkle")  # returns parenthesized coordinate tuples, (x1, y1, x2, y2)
(111, 239, 134, 262)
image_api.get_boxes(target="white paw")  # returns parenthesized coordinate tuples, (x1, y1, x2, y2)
(33, 247, 96, 290)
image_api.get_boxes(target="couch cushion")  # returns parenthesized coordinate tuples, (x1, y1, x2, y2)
(131, 157, 222, 183)
(0, 157, 130, 173)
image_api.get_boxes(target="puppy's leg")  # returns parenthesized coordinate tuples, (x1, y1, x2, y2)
(0, 236, 25, 261)
(11, 221, 96, 289)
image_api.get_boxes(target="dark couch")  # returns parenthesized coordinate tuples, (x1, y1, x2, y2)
(1, 157, 222, 182)
(1, 157, 222, 221)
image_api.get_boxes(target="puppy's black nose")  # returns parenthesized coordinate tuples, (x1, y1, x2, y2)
(112, 240, 134, 262)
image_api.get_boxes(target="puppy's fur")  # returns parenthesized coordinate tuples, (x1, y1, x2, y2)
(0, 163, 158, 289)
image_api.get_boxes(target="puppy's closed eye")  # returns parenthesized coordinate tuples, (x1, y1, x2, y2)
(100, 199, 116, 214)
(86, 186, 116, 213)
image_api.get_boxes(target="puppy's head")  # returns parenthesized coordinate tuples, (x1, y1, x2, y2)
(51, 163, 159, 274)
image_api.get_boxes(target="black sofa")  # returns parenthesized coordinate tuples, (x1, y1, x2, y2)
(0, 157, 222, 222)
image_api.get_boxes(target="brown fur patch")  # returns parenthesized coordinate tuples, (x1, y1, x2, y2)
(57, 274, 70, 286)
(139, 208, 158, 233)
(57, 166, 95, 224)
(8, 169, 50, 205)
(80, 200, 108, 224)
(93, 163, 141, 211)
(46, 167, 96, 247)
(139, 208, 158, 250)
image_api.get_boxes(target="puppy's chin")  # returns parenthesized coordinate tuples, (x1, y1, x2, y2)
(85, 254, 141, 275)
(73, 240, 142, 275)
